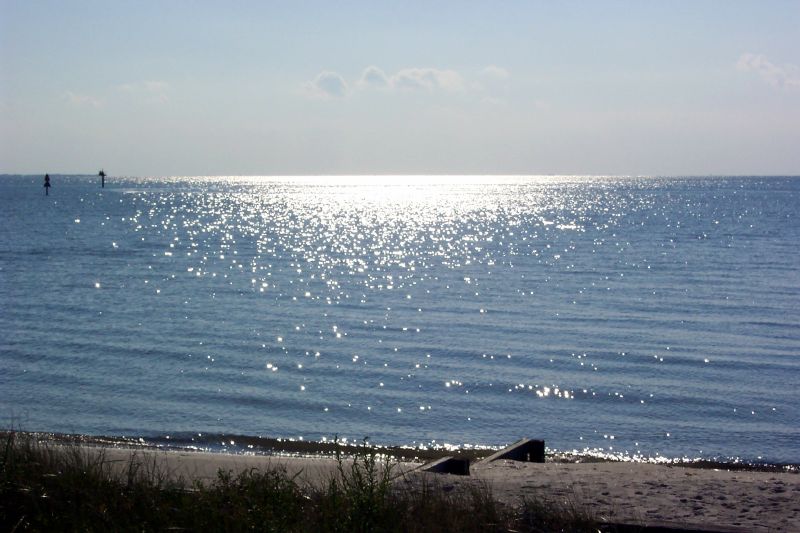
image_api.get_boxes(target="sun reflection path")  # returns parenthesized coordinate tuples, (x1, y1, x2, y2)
(126, 177, 645, 416)
(110, 175, 793, 459)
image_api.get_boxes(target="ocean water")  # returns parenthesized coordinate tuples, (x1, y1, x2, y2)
(1, 175, 798, 463)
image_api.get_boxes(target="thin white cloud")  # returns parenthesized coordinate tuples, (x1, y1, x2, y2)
(481, 65, 510, 80)
(390, 68, 464, 92)
(737, 53, 800, 89)
(63, 91, 104, 108)
(303, 71, 348, 99)
(306, 65, 502, 98)
(118, 80, 171, 103)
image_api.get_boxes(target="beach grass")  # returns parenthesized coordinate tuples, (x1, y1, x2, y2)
(1, 432, 599, 532)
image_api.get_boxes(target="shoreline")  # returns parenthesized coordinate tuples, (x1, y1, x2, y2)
(5, 431, 799, 531)
(7, 430, 797, 474)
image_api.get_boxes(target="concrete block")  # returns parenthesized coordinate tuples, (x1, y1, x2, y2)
(420, 456, 470, 476)
(480, 438, 545, 463)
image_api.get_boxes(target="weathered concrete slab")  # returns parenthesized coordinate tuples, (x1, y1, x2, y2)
(420, 456, 470, 476)
(479, 438, 545, 463)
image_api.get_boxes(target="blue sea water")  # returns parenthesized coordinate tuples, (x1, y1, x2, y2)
(1, 175, 799, 463)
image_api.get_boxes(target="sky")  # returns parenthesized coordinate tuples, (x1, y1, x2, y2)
(1, 1, 799, 177)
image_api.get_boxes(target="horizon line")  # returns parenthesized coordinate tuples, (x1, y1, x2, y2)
(2, 173, 800, 179)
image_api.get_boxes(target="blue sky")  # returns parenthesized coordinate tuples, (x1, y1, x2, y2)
(1, 1, 798, 176)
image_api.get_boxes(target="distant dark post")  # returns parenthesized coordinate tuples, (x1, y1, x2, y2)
(44, 173, 51, 196)
(99, 169, 106, 188)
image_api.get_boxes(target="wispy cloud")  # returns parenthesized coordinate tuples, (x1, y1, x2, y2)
(389, 68, 464, 92)
(305, 65, 508, 99)
(118, 80, 171, 103)
(303, 71, 348, 99)
(737, 53, 800, 89)
(481, 65, 510, 80)
(63, 91, 104, 108)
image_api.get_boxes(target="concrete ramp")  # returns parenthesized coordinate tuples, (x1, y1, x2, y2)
(479, 438, 545, 464)
(420, 456, 470, 476)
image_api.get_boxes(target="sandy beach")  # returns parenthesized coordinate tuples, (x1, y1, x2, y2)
(79, 446, 800, 532)
(420, 460, 800, 532)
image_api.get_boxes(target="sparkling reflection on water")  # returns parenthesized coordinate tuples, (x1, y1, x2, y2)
(1, 175, 798, 463)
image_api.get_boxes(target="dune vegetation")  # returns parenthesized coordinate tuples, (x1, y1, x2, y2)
(1, 432, 600, 532)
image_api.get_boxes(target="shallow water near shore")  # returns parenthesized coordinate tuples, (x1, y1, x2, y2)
(1, 175, 799, 464)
